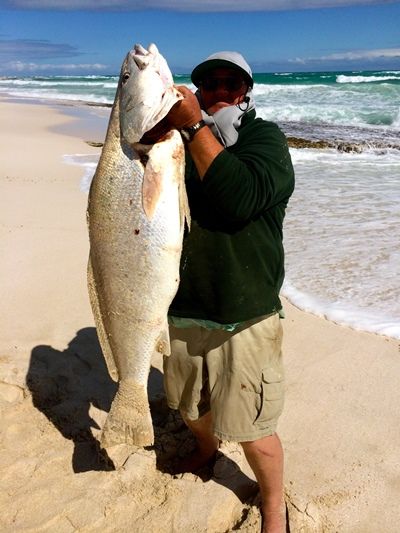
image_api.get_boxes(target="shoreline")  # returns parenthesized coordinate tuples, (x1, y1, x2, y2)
(3, 91, 399, 151)
(1, 97, 400, 531)
(0, 93, 110, 142)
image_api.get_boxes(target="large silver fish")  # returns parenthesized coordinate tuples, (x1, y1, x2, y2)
(87, 43, 188, 448)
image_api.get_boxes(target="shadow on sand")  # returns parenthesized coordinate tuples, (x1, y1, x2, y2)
(26, 327, 117, 472)
(26, 327, 257, 503)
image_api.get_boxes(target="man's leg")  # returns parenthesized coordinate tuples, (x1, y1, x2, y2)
(241, 432, 285, 533)
(176, 411, 219, 473)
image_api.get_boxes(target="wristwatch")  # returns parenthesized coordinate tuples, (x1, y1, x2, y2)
(180, 120, 206, 143)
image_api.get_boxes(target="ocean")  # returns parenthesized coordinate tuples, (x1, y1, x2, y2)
(1, 70, 399, 339)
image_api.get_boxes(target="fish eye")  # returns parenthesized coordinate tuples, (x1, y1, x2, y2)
(122, 72, 130, 83)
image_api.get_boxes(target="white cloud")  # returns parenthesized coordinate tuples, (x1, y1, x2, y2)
(289, 47, 400, 65)
(0, 60, 107, 73)
(0, 39, 80, 59)
(319, 48, 400, 61)
(0, 39, 109, 74)
(2, 0, 398, 11)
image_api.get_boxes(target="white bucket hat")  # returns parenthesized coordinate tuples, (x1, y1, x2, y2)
(191, 51, 253, 88)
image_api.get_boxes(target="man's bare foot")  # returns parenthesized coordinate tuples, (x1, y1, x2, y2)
(173, 446, 218, 474)
(172, 411, 219, 474)
(261, 504, 286, 533)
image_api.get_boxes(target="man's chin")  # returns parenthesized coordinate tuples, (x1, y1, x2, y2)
(207, 102, 231, 114)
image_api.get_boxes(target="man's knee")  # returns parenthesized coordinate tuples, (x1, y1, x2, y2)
(241, 432, 282, 459)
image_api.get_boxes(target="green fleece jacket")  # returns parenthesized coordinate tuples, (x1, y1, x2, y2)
(169, 110, 295, 324)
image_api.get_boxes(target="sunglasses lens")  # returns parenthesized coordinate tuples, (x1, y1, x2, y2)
(201, 77, 244, 91)
(227, 78, 244, 91)
(201, 78, 218, 91)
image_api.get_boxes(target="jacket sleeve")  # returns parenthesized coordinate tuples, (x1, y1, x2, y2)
(201, 119, 294, 222)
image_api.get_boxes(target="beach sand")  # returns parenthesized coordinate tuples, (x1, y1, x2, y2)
(1, 99, 399, 532)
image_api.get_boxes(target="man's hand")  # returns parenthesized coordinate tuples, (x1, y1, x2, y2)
(167, 85, 203, 129)
(139, 116, 170, 144)
(139, 86, 202, 144)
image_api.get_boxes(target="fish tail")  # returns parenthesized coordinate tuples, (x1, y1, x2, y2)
(100, 379, 154, 448)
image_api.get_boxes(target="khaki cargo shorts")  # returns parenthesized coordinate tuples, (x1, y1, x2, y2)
(163, 313, 284, 442)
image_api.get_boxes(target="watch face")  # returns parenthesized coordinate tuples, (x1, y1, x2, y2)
(181, 129, 191, 141)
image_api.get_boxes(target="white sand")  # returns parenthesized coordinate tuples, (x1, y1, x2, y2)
(0, 99, 399, 532)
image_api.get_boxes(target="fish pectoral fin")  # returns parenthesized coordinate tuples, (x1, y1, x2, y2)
(155, 327, 171, 356)
(142, 160, 162, 219)
(179, 177, 191, 232)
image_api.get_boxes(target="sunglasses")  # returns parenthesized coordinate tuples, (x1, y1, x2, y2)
(200, 76, 246, 92)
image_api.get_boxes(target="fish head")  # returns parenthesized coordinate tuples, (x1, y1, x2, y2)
(119, 43, 182, 144)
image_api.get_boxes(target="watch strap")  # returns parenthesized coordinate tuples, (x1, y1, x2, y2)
(180, 120, 206, 142)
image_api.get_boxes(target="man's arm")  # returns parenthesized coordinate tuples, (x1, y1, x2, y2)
(201, 121, 294, 222)
(167, 86, 223, 179)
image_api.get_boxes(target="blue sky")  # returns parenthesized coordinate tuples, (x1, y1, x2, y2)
(0, 0, 399, 75)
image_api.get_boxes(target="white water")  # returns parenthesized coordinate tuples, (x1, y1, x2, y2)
(283, 148, 400, 339)
(255, 84, 400, 130)
(336, 74, 400, 83)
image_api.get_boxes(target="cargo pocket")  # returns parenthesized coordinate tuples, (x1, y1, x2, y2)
(254, 366, 285, 426)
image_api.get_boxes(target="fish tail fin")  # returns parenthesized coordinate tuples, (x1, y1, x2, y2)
(100, 379, 154, 448)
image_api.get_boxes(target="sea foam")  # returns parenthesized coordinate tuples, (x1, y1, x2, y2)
(336, 74, 400, 83)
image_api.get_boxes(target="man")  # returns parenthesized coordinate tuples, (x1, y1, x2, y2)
(163, 51, 294, 533)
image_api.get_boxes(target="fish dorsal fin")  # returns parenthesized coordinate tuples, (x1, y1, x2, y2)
(142, 158, 162, 220)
